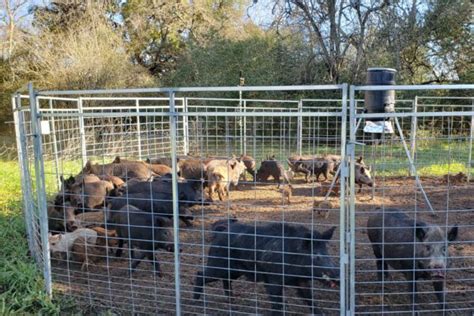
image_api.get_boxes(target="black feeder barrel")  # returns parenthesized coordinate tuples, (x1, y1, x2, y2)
(364, 68, 397, 121)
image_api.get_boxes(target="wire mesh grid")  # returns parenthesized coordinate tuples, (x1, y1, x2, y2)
(12, 84, 474, 315)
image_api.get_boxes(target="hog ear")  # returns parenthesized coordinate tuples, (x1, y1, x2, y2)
(447, 226, 458, 241)
(321, 226, 337, 240)
(48, 232, 52, 239)
(357, 156, 364, 164)
(287, 159, 294, 167)
(360, 166, 367, 175)
(415, 223, 427, 241)
(84, 161, 92, 172)
(113, 156, 121, 163)
(60, 175, 65, 183)
(145, 158, 151, 163)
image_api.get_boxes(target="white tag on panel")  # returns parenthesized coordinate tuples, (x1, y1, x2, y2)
(40, 120, 51, 135)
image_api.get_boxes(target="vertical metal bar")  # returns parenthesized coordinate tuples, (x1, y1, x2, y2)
(339, 84, 348, 316)
(297, 99, 303, 155)
(467, 98, 473, 182)
(394, 117, 435, 213)
(243, 100, 247, 155)
(135, 99, 142, 160)
(348, 85, 357, 315)
(409, 97, 418, 176)
(169, 91, 181, 315)
(12, 95, 37, 262)
(48, 98, 61, 188)
(28, 83, 52, 297)
(239, 90, 243, 154)
(183, 97, 189, 155)
(78, 97, 87, 164)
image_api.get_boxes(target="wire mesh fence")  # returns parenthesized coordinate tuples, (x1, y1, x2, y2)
(12, 84, 474, 315)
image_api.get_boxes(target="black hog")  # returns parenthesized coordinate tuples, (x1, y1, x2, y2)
(109, 205, 174, 275)
(256, 159, 290, 187)
(367, 209, 458, 310)
(293, 157, 336, 183)
(48, 201, 76, 232)
(107, 191, 195, 227)
(239, 154, 256, 181)
(119, 176, 204, 206)
(193, 222, 338, 315)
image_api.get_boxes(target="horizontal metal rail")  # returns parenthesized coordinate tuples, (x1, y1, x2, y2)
(38, 84, 345, 95)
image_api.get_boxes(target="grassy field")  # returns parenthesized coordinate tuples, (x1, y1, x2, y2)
(0, 160, 77, 315)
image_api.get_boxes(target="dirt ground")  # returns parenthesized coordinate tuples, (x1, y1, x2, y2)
(51, 176, 474, 315)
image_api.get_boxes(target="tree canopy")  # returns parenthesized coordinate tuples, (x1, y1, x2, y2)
(0, 0, 472, 129)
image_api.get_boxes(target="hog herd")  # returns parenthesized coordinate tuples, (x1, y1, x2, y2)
(46, 153, 459, 314)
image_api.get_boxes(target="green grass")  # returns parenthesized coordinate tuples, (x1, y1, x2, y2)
(0, 160, 75, 315)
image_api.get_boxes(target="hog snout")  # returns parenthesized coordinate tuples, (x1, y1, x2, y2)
(428, 263, 446, 279)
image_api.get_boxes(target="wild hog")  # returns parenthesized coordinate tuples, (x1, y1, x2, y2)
(48, 201, 76, 232)
(49, 228, 98, 253)
(193, 221, 338, 314)
(70, 227, 118, 271)
(354, 163, 373, 193)
(239, 154, 256, 180)
(106, 191, 195, 227)
(443, 172, 467, 185)
(80, 159, 154, 181)
(256, 159, 290, 187)
(279, 184, 293, 204)
(97, 175, 125, 188)
(293, 157, 336, 183)
(206, 161, 245, 201)
(367, 209, 458, 310)
(110, 205, 175, 275)
(72, 211, 105, 229)
(69, 179, 114, 211)
(178, 159, 206, 181)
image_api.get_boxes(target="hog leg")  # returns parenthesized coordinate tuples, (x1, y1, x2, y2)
(207, 185, 215, 202)
(405, 273, 420, 312)
(275, 175, 281, 188)
(265, 283, 284, 315)
(148, 251, 162, 277)
(296, 285, 322, 315)
(193, 267, 229, 300)
(358, 183, 363, 194)
(115, 238, 124, 257)
(372, 246, 389, 281)
(130, 248, 145, 272)
(433, 281, 448, 310)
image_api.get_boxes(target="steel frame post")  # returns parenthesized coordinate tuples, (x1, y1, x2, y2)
(13, 94, 37, 263)
(348, 85, 357, 315)
(339, 84, 348, 316)
(468, 98, 473, 182)
(135, 99, 142, 160)
(297, 99, 303, 155)
(183, 97, 189, 155)
(409, 96, 418, 176)
(48, 99, 61, 188)
(169, 91, 181, 315)
(28, 83, 52, 297)
(243, 100, 247, 155)
(77, 97, 87, 164)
